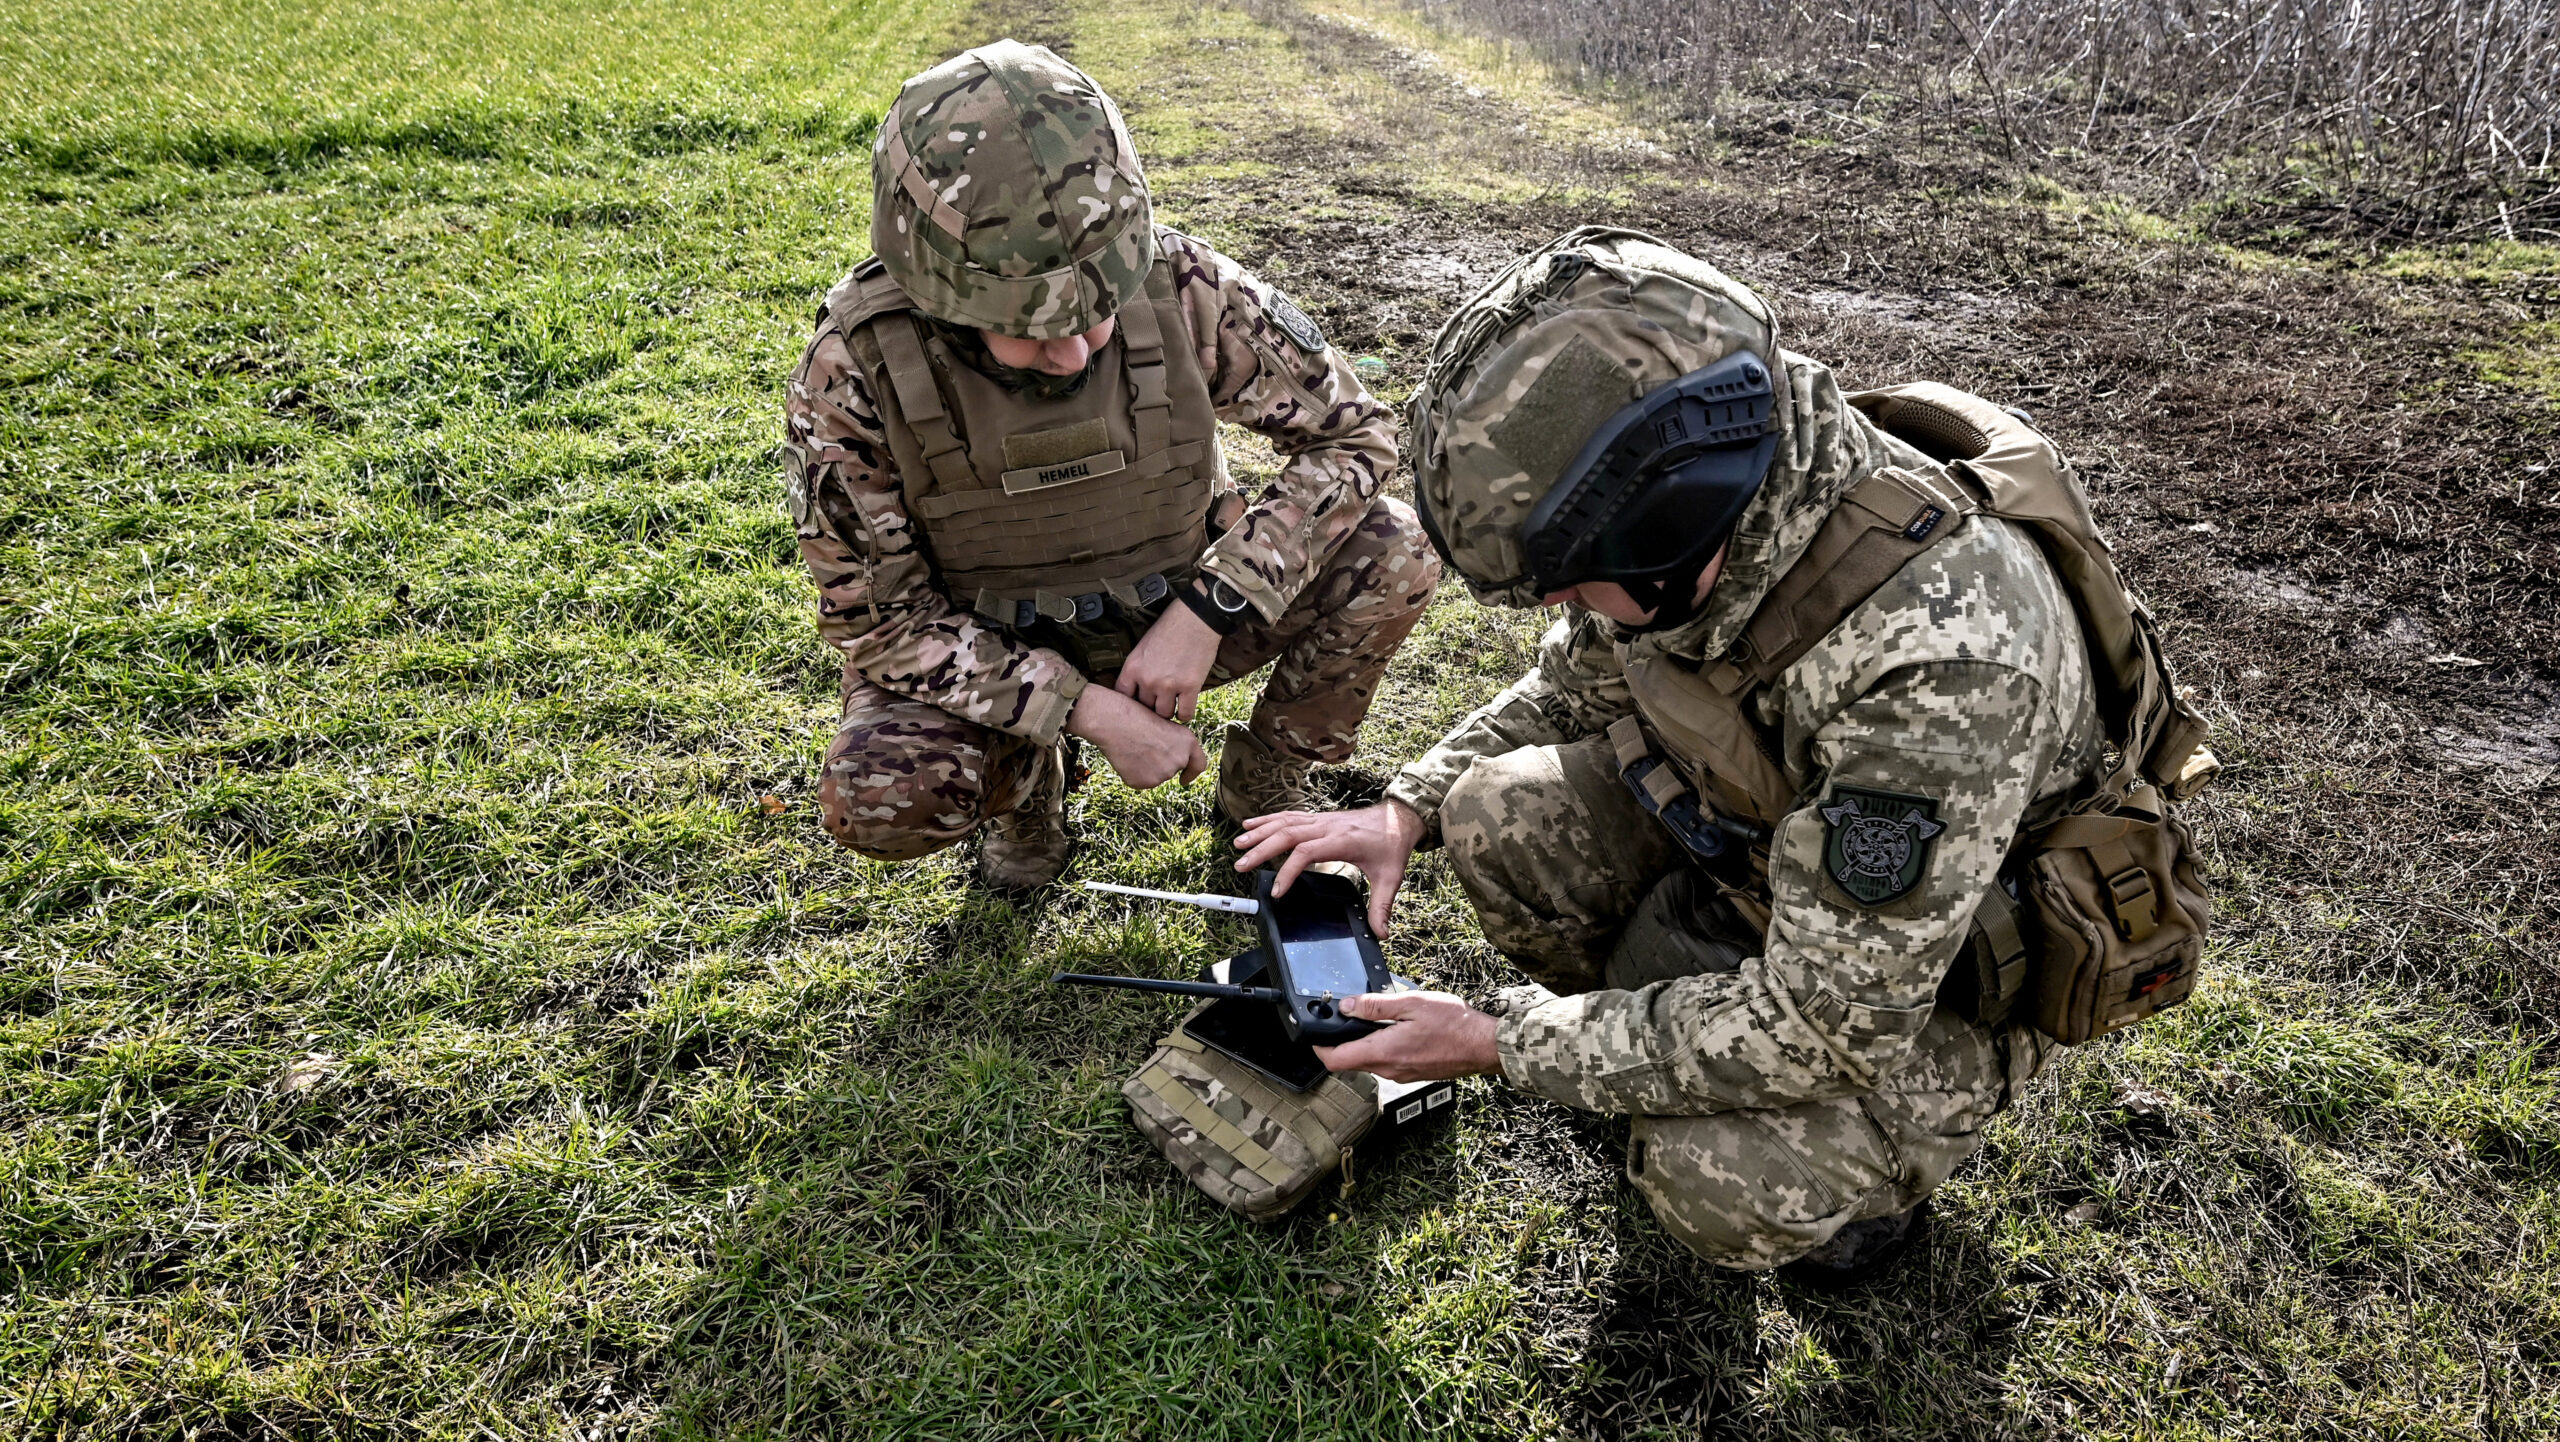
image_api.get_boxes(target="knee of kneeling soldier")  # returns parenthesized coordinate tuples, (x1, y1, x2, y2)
(1438, 757, 1540, 905)
(1625, 1114, 1898, 1271)
(817, 761, 981, 862)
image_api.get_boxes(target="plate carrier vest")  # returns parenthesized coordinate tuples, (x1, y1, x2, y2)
(1609, 384, 2220, 1044)
(820, 253, 1225, 648)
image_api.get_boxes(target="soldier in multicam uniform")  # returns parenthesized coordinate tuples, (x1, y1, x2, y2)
(1235, 228, 2107, 1282)
(785, 41, 1437, 890)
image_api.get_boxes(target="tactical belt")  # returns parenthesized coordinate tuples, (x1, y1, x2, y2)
(1607, 717, 1767, 866)
(972, 571, 1175, 629)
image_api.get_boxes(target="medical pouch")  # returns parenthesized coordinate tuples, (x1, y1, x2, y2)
(2024, 797, 2212, 1044)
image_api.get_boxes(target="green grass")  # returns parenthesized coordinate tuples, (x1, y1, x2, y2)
(4, 0, 2557, 1437)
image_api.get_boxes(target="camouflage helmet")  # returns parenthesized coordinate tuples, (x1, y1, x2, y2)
(1408, 227, 1781, 607)
(870, 41, 1155, 340)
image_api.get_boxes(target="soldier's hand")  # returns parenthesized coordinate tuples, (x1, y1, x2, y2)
(1232, 800, 1427, 935)
(1117, 602, 1224, 722)
(1068, 686, 1211, 791)
(1313, 990, 1500, 1082)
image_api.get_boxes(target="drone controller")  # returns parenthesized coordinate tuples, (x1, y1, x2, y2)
(1053, 867, 1394, 1044)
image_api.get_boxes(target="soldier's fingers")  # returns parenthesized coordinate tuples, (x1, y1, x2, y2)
(1270, 842, 1322, 896)
(1367, 863, 1404, 936)
(1180, 737, 1209, 785)
(1338, 991, 1421, 1021)
(1311, 1036, 1388, 1074)
(1231, 832, 1296, 871)
(1174, 689, 1198, 724)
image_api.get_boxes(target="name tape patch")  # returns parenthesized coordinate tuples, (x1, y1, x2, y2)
(999, 448, 1128, 496)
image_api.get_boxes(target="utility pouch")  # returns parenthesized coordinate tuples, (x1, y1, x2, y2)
(992, 571, 1183, 678)
(1122, 1004, 1379, 1221)
(1605, 717, 1766, 878)
(2023, 791, 2210, 1044)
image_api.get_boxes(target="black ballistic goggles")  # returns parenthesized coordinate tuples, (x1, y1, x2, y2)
(1516, 350, 1779, 598)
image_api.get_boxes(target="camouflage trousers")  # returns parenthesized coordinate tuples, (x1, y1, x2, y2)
(819, 497, 1438, 860)
(1440, 733, 2045, 1270)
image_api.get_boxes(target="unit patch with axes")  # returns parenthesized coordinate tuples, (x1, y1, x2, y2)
(1819, 786, 1946, 906)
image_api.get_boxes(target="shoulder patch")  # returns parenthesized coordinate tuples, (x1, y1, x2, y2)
(1819, 786, 1945, 906)
(1264, 288, 1326, 354)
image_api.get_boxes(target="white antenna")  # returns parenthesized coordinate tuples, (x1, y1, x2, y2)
(1082, 881, 1261, 915)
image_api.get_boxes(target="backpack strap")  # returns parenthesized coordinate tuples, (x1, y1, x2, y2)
(1616, 463, 1973, 833)
(1850, 383, 2219, 807)
(1714, 464, 1974, 694)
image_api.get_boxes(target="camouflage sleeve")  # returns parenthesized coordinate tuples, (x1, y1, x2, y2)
(1384, 608, 1635, 840)
(1495, 658, 2052, 1114)
(783, 324, 1088, 744)
(1161, 231, 1399, 623)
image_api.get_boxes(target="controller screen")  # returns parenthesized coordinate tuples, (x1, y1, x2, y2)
(1285, 935, 1370, 999)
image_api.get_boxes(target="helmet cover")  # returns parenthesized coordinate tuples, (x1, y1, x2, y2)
(871, 40, 1154, 339)
(1408, 227, 1781, 607)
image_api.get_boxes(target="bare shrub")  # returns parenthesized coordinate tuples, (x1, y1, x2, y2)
(1405, 0, 2560, 235)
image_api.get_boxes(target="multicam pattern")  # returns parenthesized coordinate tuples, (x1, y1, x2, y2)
(1121, 1022, 1379, 1221)
(870, 42, 1156, 339)
(815, 499, 1432, 860)
(817, 671, 1050, 860)
(786, 227, 1401, 749)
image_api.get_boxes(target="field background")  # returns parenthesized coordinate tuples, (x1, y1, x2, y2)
(3, 0, 2555, 1437)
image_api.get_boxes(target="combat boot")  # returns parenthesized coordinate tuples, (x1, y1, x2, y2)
(1214, 722, 1318, 832)
(1779, 1199, 1929, 1289)
(977, 740, 1075, 895)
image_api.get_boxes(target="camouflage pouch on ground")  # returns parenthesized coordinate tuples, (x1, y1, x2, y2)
(1123, 1006, 1379, 1221)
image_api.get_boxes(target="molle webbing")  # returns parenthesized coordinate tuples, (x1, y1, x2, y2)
(822, 255, 1222, 621)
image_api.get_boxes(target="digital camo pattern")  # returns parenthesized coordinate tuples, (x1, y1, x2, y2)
(1457, 511, 2100, 1116)
(1629, 1003, 2046, 1268)
(1407, 227, 1777, 606)
(1380, 341, 1919, 825)
(816, 500, 1432, 859)
(786, 228, 1400, 747)
(1381, 605, 1632, 840)
(1435, 731, 1684, 991)
(871, 42, 1155, 339)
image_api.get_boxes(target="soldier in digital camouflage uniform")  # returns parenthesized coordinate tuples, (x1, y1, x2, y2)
(1235, 227, 2103, 1281)
(786, 41, 1436, 890)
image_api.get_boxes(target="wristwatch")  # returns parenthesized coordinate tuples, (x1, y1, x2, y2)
(1179, 574, 1255, 636)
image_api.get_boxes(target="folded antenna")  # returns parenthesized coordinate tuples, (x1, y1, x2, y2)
(1082, 880, 1261, 915)
(1051, 972, 1282, 1002)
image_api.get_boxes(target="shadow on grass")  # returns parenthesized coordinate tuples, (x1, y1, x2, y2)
(645, 858, 2039, 1439)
